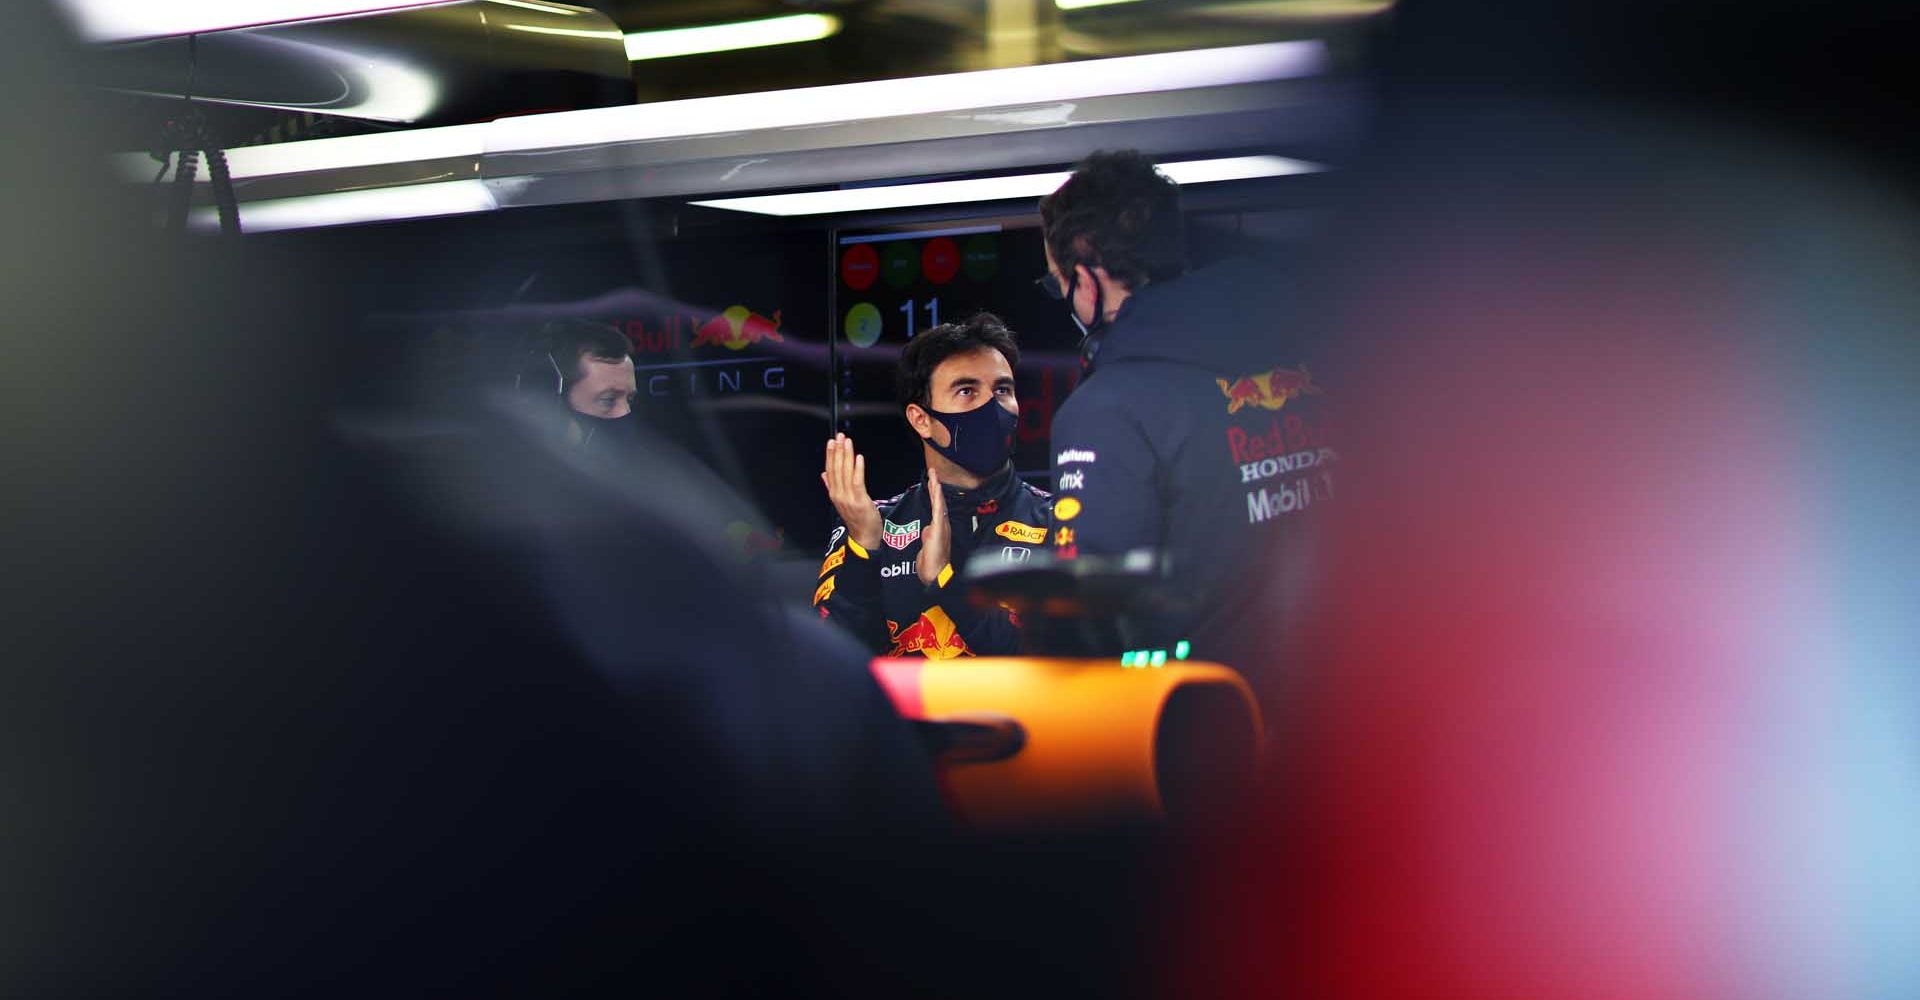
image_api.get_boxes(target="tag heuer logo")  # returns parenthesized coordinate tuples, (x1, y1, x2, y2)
(882, 519, 922, 549)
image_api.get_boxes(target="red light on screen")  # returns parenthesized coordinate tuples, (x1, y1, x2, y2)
(922, 236, 960, 285)
(841, 243, 878, 290)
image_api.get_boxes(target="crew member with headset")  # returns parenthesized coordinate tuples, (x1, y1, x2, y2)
(816, 313, 1054, 658)
(1038, 150, 1335, 700)
(515, 318, 638, 450)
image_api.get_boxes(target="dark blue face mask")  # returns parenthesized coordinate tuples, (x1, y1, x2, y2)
(925, 400, 1018, 477)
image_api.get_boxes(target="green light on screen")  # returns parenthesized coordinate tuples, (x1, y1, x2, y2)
(1150, 649, 1168, 667)
(1174, 640, 1191, 660)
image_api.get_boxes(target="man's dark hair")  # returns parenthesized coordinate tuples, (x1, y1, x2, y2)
(525, 318, 631, 392)
(1039, 150, 1187, 288)
(896, 312, 1020, 410)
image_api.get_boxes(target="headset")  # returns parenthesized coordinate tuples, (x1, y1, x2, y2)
(515, 350, 568, 397)
(514, 319, 632, 447)
(512, 320, 572, 399)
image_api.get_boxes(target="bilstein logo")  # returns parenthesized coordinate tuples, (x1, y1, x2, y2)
(883, 518, 921, 550)
(1217, 365, 1321, 415)
(996, 520, 1048, 544)
(691, 306, 784, 351)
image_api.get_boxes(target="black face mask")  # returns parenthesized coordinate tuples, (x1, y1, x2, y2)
(1065, 269, 1107, 341)
(569, 409, 634, 453)
(924, 400, 1018, 477)
(1039, 268, 1107, 372)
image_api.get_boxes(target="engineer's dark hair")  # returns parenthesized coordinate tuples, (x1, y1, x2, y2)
(519, 318, 631, 393)
(1039, 149, 1187, 288)
(896, 312, 1021, 410)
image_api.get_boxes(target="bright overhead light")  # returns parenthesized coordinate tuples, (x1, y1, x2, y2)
(485, 0, 585, 12)
(190, 178, 496, 233)
(113, 122, 490, 182)
(117, 39, 1322, 179)
(695, 173, 1076, 217)
(1055, 0, 1145, 8)
(1158, 155, 1320, 185)
(689, 155, 1322, 217)
(492, 39, 1324, 152)
(504, 22, 626, 41)
(113, 39, 1327, 230)
(56, 0, 454, 43)
(624, 13, 841, 61)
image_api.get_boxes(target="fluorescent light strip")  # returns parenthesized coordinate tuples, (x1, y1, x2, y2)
(692, 156, 1320, 217)
(485, 0, 586, 13)
(624, 13, 841, 61)
(1056, 0, 1146, 8)
(1159, 155, 1319, 184)
(58, 0, 456, 43)
(505, 23, 626, 41)
(839, 224, 1003, 246)
(490, 40, 1326, 152)
(190, 178, 496, 233)
(116, 123, 489, 184)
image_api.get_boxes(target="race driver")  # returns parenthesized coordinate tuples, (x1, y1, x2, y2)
(814, 313, 1054, 659)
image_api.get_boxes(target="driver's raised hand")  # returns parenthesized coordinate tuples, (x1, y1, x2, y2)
(917, 467, 950, 586)
(821, 433, 883, 553)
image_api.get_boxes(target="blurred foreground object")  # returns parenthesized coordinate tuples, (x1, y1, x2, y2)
(1169, 1, 1920, 998)
(876, 657, 1261, 830)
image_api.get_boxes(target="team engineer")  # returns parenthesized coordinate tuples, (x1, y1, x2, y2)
(1038, 150, 1336, 680)
(815, 314, 1054, 659)
(516, 318, 638, 449)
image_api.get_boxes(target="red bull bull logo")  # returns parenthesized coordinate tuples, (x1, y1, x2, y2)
(690, 305, 784, 351)
(1216, 365, 1321, 415)
(886, 606, 971, 659)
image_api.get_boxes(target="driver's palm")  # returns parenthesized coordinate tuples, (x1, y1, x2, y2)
(822, 434, 883, 551)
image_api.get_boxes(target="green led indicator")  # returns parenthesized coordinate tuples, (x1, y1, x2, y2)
(1150, 649, 1168, 667)
(1120, 651, 1137, 667)
(1174, 640, 1191, 660)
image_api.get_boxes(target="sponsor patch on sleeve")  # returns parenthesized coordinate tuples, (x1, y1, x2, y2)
(819, 546, 846, 577)
(812, 575, 836, 606)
